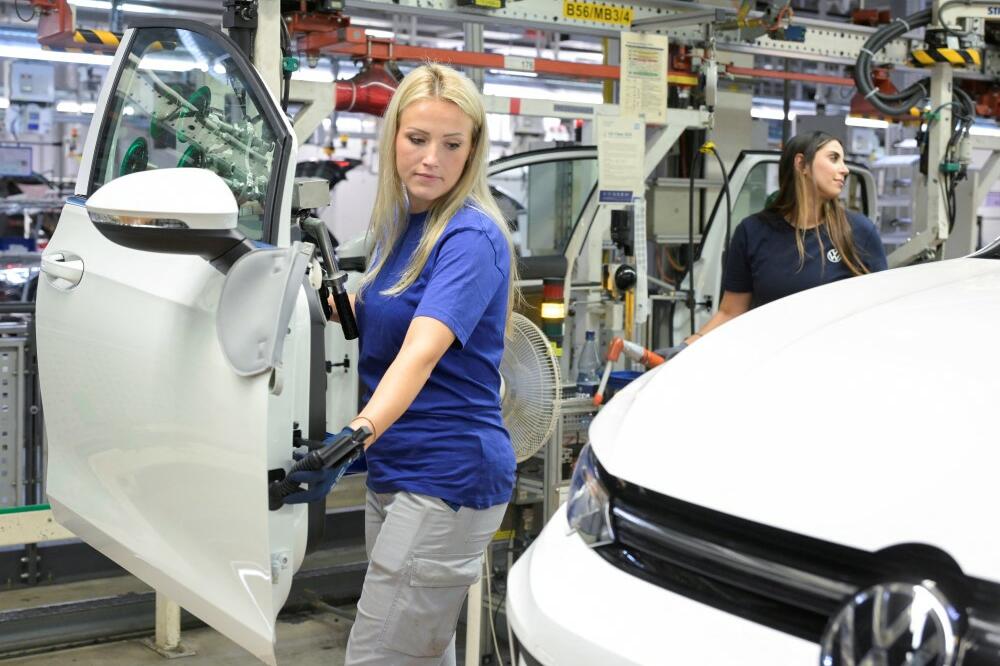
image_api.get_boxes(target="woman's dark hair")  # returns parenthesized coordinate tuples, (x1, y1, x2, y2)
(768, 131, 870, 277)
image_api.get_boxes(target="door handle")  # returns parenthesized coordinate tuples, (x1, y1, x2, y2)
(41, 252, 85, 287)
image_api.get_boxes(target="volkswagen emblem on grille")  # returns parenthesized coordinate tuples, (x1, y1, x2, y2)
(820, 582, 961, 666)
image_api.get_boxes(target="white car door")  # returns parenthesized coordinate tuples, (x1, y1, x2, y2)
(36, 21, 312, 666)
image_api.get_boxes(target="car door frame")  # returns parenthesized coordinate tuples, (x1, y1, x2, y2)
(487, 145, 598, 282)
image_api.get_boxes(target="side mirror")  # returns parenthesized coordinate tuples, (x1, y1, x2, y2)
(86, 168, 248, 260)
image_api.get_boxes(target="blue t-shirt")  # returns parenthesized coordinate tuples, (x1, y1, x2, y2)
(723, 208, 888, 307)
(355, 203, 515, 509)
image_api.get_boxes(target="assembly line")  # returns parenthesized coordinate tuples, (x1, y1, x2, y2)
(0, 0, 998, 664)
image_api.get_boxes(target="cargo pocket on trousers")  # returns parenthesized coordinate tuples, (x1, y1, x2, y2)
(380, 553, 482, 658)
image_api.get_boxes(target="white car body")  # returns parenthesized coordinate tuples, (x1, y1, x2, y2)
(507, 250, 1000, 665)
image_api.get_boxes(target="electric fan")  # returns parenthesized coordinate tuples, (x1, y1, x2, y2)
(500, 313, 561, 462)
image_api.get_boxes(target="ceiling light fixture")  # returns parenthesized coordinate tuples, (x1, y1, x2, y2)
(483, 82, 602, 104)
(750, 106, 788, 120)
(0, 44, 113, 66)
(292, 68, 335, 83)
(68, 0, 175, 14)
(845, 116, 889, 129)
(969, 125, 1000, 137)
(488, 69, 539, 78)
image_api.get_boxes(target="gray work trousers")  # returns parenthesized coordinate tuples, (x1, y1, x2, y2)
(344, 490, 507, 666)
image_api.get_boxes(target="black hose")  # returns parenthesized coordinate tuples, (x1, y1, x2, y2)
(706, 146, 732, 308)
(954, 87, 975, 120)
(666, 300, 676, 348)
(280, 17, 292, 113)
(687, 149, 703, 337)
(854, 9, 933, 117)
(303, 216, 360, 340)
(281, 71, 292, 112)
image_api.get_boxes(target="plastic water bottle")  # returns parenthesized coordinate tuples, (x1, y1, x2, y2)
(576, 331, 601, 396)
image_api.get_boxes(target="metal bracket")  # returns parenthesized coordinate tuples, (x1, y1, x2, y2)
(326, 354, 351, 373)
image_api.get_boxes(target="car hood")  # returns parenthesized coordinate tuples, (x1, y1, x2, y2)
(591, 256, 1000, 582)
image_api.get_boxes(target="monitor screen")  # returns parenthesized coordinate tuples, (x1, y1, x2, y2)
(0, 147, 33, 177)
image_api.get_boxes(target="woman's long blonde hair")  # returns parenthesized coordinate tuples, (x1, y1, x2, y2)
(769, 131, 869, 277)
(359, 63, 519, 327)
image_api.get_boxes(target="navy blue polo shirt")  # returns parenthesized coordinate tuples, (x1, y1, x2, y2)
(355, 203, 515, 509)
(724, 208, 887, 307)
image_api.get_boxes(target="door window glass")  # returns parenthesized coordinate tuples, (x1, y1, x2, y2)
(90, 27, 280, 242)
(489, 157, 597, 256)
(731, 161, 778, 224)
(840, 170, 868, 215)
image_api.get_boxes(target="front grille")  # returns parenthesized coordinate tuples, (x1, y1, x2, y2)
(592, 461, 1000, 649)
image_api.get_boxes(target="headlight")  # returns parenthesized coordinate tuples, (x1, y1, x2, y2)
(566, 443, 614, 546)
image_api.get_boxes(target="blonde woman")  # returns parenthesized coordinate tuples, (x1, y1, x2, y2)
(292, 63, 518, 664)
(686, 131, 887, 345)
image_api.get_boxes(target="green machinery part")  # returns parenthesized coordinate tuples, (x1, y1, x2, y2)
(149, 87, 173, 142)
(177, 85, 212, 144)
(119, 137, 149, 177)
(177, 145, 206, 169)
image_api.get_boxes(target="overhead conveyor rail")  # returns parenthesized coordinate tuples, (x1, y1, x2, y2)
(30, 0, 989, 89)
(342, 0, 929, 71)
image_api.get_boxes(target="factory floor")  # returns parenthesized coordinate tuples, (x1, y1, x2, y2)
(1, 607, 353, 664)
(0, 570, 506, 665)
(0, 595, 500, 665)
(0, 477, 510, 665)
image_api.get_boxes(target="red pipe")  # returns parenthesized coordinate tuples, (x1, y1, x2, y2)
(334, 63, 398, 116)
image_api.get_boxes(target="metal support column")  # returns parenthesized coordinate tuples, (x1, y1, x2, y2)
(290, 80, 336, 145)
(543, 420, 562, 523)
(927, 63, 953, 247)
(253, 0, 283, 102)
(782, 59, 791, 145)
(946, 136, 1000, 258)
(141, 593, 194, 658)
(891, 63, 953, 265)
(463, 23, 484, 90)
(463, 565, 483, 666)
(109, 0, 124, 34)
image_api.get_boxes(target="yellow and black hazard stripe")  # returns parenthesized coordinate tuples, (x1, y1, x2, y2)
(42, 30, 173, 54)
(72, 29, 121, 49)
(40, 29, 120, 54)
(911, 47, 981, 67)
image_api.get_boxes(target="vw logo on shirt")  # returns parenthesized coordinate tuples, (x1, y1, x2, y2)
(827, 248, 842, 263)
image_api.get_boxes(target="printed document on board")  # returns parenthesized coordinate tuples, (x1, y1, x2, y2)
(597, 114, 645, 204)
(620, 31, 669, 124)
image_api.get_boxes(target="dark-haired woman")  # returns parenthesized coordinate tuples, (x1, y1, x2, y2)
(686, 131, 888, 344)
